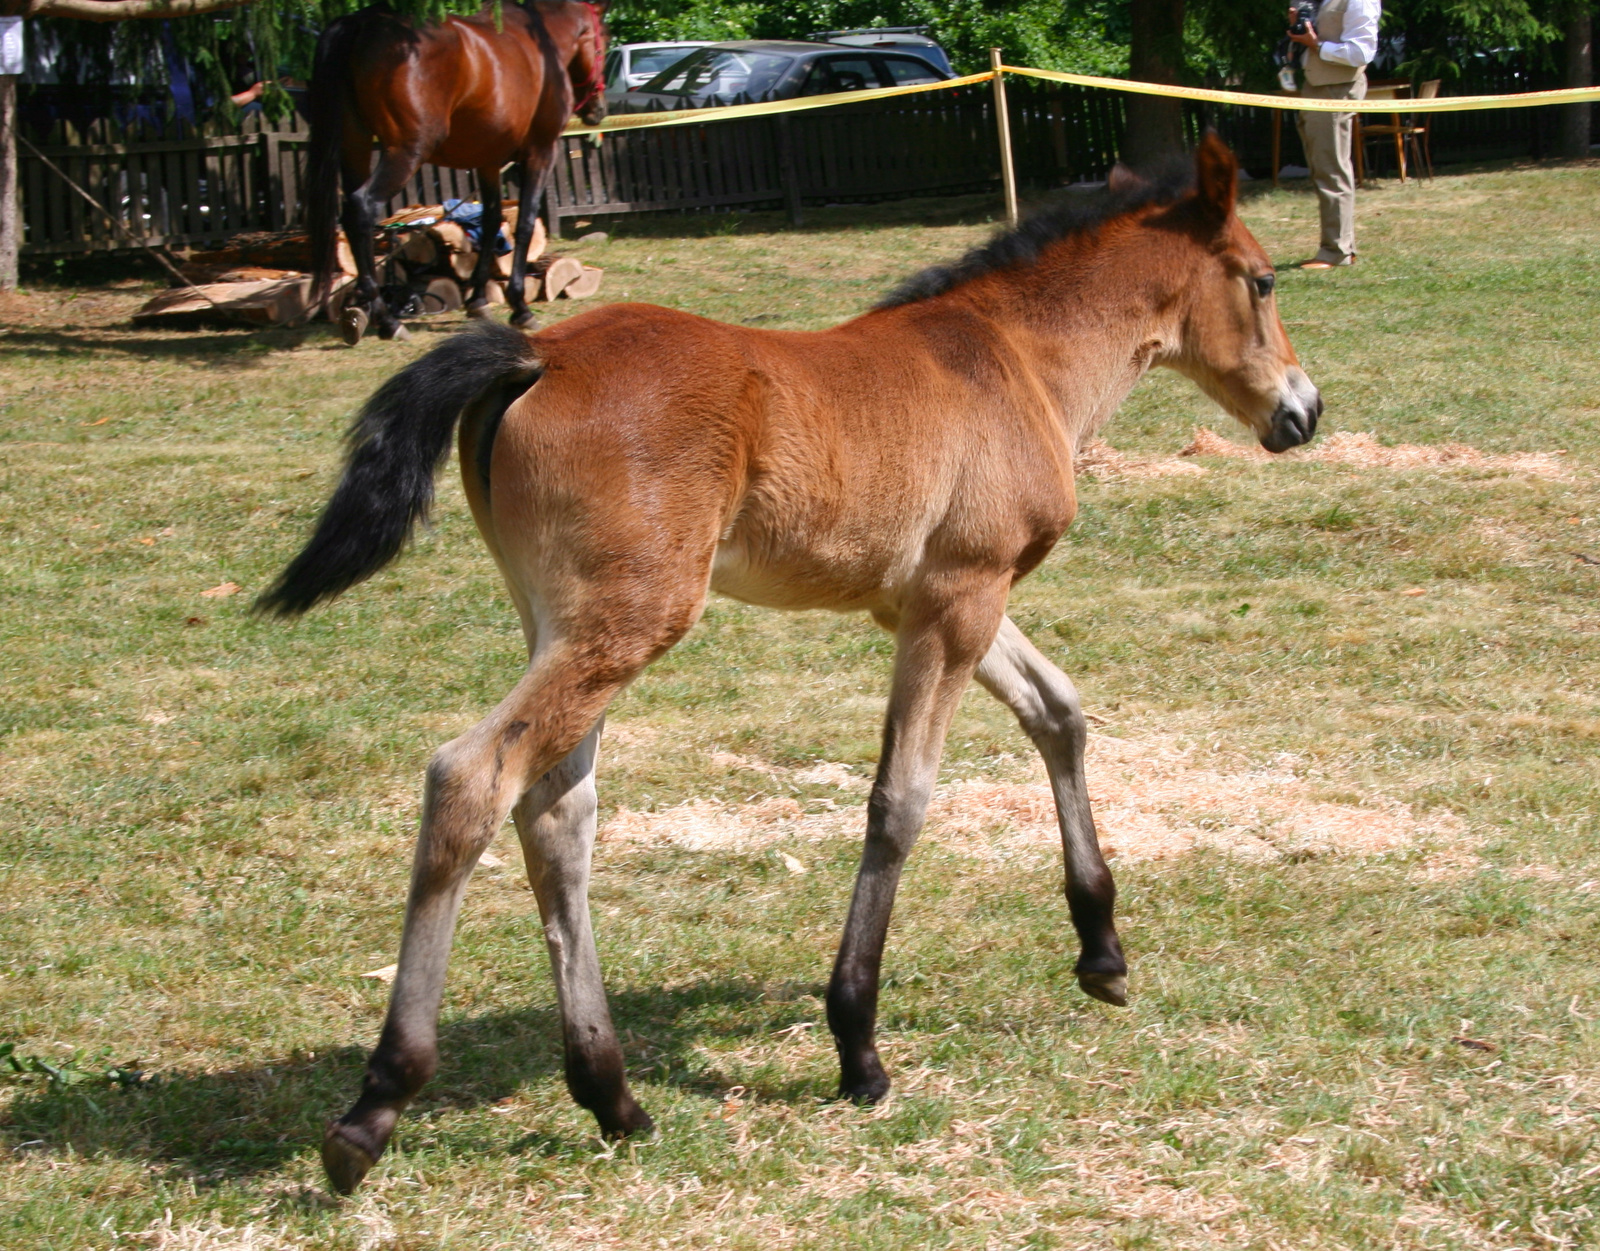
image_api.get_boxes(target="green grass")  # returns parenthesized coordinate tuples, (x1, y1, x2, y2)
(2, 159, 1599, 1249)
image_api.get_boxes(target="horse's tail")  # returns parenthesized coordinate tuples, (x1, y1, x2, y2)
(255, 324, 543, 618)
(306, 10, 369, 304)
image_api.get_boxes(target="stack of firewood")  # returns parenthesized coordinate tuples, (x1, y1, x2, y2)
(131, 204, 602, 329)
(385, 205, 603, 303)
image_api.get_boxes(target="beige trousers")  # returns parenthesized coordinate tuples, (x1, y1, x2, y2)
(1295, 75, 1367, 263)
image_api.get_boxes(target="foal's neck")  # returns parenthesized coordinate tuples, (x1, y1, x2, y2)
(964, 222, 1199, 449)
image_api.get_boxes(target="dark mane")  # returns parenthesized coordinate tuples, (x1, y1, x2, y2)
(877, 156, 1197, 309)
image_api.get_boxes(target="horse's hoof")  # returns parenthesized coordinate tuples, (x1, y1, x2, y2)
(321, 1124, 377, 1196)
(509, 310, 537, 329)
(339, 306, 368, 347)
(465, 303, 492, 321)
(599, 1100, 655, 1140)
(837, 1061, 891, 1105)
(1078, 971, 1128, 1007)
(379, 322, 411, 343)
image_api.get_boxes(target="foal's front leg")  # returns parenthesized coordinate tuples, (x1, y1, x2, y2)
(828, 581, 1009, 1102)
(513, 718, 652, 1138)
(976, 617, 1127, 1005)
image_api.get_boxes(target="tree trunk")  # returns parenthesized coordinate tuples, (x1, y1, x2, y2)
(1560, 9, 1593, 160)
(1, 75, 17, 291)
(1124, 0, 1187, 168)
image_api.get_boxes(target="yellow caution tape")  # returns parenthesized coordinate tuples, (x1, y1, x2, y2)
(1003, 64, 1600, 113)
(562, 61, 1600, 137)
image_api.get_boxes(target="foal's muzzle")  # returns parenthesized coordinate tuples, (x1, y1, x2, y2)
(1260, 377, 1324, 453)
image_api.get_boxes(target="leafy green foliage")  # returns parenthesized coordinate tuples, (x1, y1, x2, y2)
(24, 0, 1575, 124)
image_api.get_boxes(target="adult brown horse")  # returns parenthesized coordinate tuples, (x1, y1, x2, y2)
(307, 0, 609, 345)
(261, 135, 1321, 1194)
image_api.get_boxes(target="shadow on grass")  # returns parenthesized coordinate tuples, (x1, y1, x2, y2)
(0, 319, 464, 365)
(574, 191, 1004, 241)
(0, 977, 825, 1182)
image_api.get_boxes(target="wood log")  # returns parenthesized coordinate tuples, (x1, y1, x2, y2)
(559, 265, 603, 300)
(182, 230, 355, 276)
(540, 255, 583, 301)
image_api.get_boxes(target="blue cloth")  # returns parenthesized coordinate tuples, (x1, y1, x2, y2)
(442, 199, 512, 254)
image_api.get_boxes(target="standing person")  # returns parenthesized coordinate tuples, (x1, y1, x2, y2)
(1288, 0, 1381, 268)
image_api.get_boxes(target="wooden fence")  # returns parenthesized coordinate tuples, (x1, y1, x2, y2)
(18, 110, 482, 256)
(16, 69, 1589, 255)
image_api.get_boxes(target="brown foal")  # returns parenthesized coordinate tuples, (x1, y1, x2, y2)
(306, 0, 609, 345)
(260, 135, 1322, 1194)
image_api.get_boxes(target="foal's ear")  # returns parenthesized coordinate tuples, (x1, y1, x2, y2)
(1194, 131, 1238, 221)
(1107, 162, 1145, 194)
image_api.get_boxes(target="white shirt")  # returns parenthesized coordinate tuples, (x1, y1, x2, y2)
(1318, 0, 1381, 69)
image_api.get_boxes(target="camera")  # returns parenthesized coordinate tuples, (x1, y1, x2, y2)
(1289, 0, 1320, 35)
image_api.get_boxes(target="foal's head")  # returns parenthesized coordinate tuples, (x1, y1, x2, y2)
(1157, 134, 1322, 453)
(568, 0, 610, 127)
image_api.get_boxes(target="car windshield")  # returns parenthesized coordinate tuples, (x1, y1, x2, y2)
(629, 46, 700, 79)
(639, 49, 795, 98)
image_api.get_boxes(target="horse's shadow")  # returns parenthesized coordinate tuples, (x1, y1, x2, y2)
(2, 979, 826, 1182)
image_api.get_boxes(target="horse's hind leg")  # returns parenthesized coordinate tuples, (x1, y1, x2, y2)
(463, 167, 503, 320)
(320, 649, 636, 1195)
(339, 143, 421, 345)
(513, 716, 652, 1138)
(503, 150, 553, 330)
(975, 617, 1126, 1006)
(827, 577, 1009, 1103)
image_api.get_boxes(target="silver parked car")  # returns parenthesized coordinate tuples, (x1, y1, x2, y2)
(604, 41, 712, 106)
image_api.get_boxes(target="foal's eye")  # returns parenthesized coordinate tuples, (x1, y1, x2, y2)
(1254, 273, 1277, 299)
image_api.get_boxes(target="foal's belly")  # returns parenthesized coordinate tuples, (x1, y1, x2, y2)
(707, 537, 901, 613)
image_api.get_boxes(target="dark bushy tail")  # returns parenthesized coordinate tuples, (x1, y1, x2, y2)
(256, 324, 541, 617)
(305, 10, 367, 303)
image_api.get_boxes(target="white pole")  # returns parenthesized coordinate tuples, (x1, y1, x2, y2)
(990, 47, 1019, 229)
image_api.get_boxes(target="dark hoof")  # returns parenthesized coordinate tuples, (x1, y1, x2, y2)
(837, 1069, 891, 1105)
(599, 1100, 655, 1140)
(1078, 970, 1128, 1007)
(378, 322, 411, 343)
(509, 310, 537, 329)
(465, 303, 492, 321)
(321, 1123, 377, 1196)
(338, 306, 368, 347)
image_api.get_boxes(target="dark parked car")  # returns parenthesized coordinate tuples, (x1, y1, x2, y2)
(611, 40, 952, 113)
(812, 27, 955, 77)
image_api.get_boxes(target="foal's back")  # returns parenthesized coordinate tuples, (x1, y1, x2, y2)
(476, 301, 1079, 620)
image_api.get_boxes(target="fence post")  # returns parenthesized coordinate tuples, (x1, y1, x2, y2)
(990, 48, 1019, 228)
(776, 115, 803, 226)
(264, 123, 285, 232)
(1, 74, 17, 289)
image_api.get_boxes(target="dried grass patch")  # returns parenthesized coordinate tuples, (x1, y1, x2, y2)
(598, 734, 1471, 869)
(1076, 439, 1208, 481)
(1179, 427, 1571, 478)
(1077, 428, 1572, 481)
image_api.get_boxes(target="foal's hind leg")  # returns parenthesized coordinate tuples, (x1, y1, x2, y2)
(976, 617, 1127, 1006)
(827, 577, 1009, 1103)
(513, 717, 652, 1138)
(320, 650, 634, 1195)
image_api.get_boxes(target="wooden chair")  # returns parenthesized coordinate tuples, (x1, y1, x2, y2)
(1358, 79, 1440, 182)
